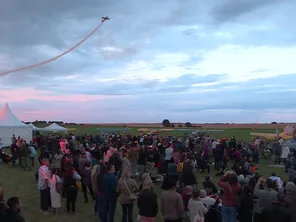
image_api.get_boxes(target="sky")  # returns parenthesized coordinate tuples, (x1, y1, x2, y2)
(0, 0, 296, 123)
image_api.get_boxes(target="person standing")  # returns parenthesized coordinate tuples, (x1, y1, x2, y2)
(81, 162, 95, 203)
(28, 142, 36, 167)
(101, 164, 118, 222)
(37, 159, 50, 214)
(117, 169, 139, 222)
(160, 179, 184, 222)
(49, 168, 62, 215)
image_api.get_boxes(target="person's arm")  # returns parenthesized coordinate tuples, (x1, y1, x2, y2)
(177, 194, 184, 218)
(132, 180, 139, 192)
(116, 181, 121, 194)
(200, 201, 208, 214)
(254, 179, 262, 197)
(217, 175, 227, 188)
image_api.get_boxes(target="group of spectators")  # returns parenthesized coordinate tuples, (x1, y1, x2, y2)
(1, 131, 296, 222)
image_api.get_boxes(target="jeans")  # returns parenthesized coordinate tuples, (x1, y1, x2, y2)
(221, 205, 237, 222)
(30, 157, 35, 167)
(95, 194, 104, 217)
(40, 188, 50, 212)
(12, 153, 17, 166)
(101, 196, 117, 222)
(121, 204, 133, 222)
(214, 158, 222, 170)
(275, 155, 281, 165)
(82, 183, 94, 202)
(66, 186, 78, 213)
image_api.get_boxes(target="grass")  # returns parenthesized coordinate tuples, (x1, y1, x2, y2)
(0, 127, 287, 222)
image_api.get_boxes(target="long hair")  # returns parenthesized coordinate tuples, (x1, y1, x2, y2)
(142, 173, 153, 190)
(91, 165, 100, 180)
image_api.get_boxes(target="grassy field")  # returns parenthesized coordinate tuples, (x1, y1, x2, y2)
(0, 126, 287, 222)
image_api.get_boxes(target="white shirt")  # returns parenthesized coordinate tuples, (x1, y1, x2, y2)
(188, 198, 208, 222)
(165, 147, 174, 161)
(211, 141, 219, 149)
(201, 196, 216, 208)
(269, 176, 283, 188)
(281, 147, 290, 159)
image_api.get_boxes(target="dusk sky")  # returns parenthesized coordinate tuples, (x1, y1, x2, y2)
(0, 0, 296, 123)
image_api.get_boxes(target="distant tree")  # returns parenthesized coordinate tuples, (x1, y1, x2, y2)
(170, 123, 175, 128)
(271, 121, 278, 124)
(185, 122, 192, 127)
(178, 124, 183, 128)
(162, 119, 171, 127)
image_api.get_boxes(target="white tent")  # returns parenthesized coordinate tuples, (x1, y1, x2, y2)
(39, 123, 68, 132)
(28, 123, 42, 131)
(0, 103, 33, 147)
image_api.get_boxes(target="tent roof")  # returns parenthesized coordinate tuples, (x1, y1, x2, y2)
(40, 123, 68, 132)
(0, 103, 30, 127)
(28, 123, 41, 130)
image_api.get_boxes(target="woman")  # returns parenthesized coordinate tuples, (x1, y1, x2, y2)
(81, 162, 95, 203)
(217, 171, 241, 222)
(63, 164, 81, 214)
(137, 173, 158, 222)
(238, 185, 254, 222)
(117, 169, 139, 222)
(51, 150, 63, 176)
(49, 168, 62, 215)
(188, 188, 208, 222)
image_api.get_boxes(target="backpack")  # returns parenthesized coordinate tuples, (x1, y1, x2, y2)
(177, 162, 184, 173)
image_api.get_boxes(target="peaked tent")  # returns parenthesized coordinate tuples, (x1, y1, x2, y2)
(39, 123, 68, 132)
(0, 103, 33, 147)
(28, 123, 41, 131)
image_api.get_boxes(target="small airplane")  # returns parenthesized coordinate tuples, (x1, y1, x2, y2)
(250, 128, 294, 140)
(101, 16, 110, 22)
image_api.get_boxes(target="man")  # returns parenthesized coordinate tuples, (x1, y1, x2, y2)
(79, 152, 89, 173)
(37, 159, 50, 214)
(3, 196, 25, 222)
(101, 164, 118, 222)
(253, 177, 277, 222)
(160, 179, 184, 222)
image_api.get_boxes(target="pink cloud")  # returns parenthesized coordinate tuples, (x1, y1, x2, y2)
(0, 87, 127, 102)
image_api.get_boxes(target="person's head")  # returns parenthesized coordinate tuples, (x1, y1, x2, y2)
(0, 186, 3, 200)
(121, 169, 131, 180)
(228, 173, 238, 185)
(106, 164, 115, 174)
(192, 188, 201, 199)
(6, 196, 21, 212)
(142, 173, 153, 190)
(56, 149, 61, 155)
(200, 190, 207, 198)
(205, 176, 212, 182)
(42, 158, 49, 167)
(285, 182, 296, 195)
(184, 186, 193, 195)
(271, 172, 276, 177)
(167, 179, 177, 190)
(242, 184, 252, 194)
(266, 178, 274, 189)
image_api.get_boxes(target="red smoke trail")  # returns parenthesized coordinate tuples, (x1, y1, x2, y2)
(0, 18, 109, 77)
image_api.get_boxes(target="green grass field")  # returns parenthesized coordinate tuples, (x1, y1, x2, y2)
(0, 127, 287, 222)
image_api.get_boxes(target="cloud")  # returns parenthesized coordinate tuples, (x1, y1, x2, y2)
(1, 0, 296, 123)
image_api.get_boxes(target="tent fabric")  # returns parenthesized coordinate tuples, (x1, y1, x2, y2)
(28, 123, 42, 131)
(0, 103, 32, 147)
(40, 123, 68, 132)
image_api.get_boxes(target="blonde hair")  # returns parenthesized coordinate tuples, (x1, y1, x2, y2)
(142, 173, 153, 190)
(91, 165, 100, 179)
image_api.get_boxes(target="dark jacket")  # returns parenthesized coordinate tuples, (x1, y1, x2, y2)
(261, 202, 290, 222)
(2, 209, 25, 222)
(0, 200, 7, 218)
(102, 173, 118, 199)
(181, 164, 197, 186)
(137, 189, 158, 217)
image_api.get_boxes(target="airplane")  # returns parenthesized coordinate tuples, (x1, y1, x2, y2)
(250, 128, 294, 140)
(101, 16, 110, 22)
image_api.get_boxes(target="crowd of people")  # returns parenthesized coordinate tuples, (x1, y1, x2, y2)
(0, 132, 296, 222)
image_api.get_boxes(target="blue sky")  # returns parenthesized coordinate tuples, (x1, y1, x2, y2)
(0, 0, 296, 123)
